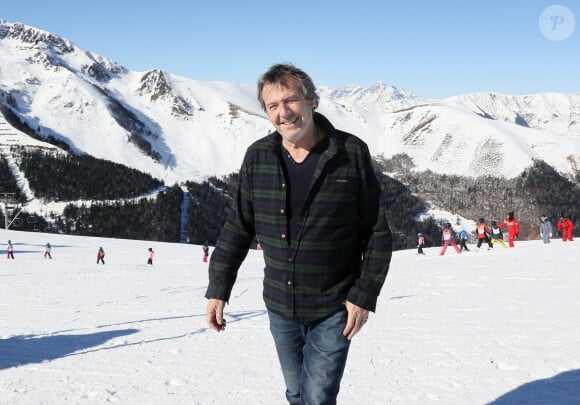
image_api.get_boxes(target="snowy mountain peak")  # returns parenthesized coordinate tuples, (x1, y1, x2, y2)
(138, 69, 171, 100)
(0, 20, 74, 54)
(0, 20, 126, 85)
(136, 69, 196, 119)
(1, 19, 579, 185)
(319, 81, 419, 105)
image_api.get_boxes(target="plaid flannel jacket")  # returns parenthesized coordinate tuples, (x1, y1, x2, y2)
(205, 113, 393, 322)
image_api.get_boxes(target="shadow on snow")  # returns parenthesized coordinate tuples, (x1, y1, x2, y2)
(486, 369, 580, 405)
(0, 328, 139, 370)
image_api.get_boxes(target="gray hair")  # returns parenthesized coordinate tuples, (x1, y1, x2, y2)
(257, 63, 320, 111)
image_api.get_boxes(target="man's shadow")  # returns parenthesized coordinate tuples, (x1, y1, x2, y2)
(0, 329, 139, 370)
(486, 369, 580, 404)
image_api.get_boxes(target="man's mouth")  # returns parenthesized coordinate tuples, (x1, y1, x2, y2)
(281, 117, 298, 126)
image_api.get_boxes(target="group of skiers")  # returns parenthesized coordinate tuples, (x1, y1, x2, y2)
(474, 211, 520, 251)
(556, 212, 575, 242)
(419, 210, 574, 256)
(3, 240, 52, 259)
(537, 212, 575, 244)
(95, 244, 210, 265)
(3, 241, 212, 266)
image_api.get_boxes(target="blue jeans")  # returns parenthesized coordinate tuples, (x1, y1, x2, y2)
(268, 310, 351, 405)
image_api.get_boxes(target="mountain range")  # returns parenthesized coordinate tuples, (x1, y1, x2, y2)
(1, 19, 579, 241)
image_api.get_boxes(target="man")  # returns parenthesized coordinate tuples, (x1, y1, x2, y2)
(539, 214, 552, 244)
(205, 63, 392, 404)
(499, 211, 519, 248)
(557, 212, 574, 242)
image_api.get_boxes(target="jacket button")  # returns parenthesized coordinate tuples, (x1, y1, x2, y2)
(281, 183, 286, 188)
(280, 209, 285, 214)
(287, 257, 292, 263)
(281, 234, 286, 239)
(287, 280, 293, 285)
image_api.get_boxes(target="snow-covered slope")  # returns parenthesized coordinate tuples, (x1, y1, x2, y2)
(1, 19, 580, 184)
(1, 228, 579, 404)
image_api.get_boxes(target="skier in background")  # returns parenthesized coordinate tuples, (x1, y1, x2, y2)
(439, 223, 461, 255)
(97, 247, 105, 265)
(539, 215, 552, 244)
(459, 228, 470, 251)
(489, 221, 507, 248)
(417, 232, 425, 255)
(147, 247, 154, 265)
(476, 218, 493, 250)
(557, 212, 574, 242)
(499, 211, 519, 248)
(44, 242, 53, 259)
(202, 242, 209, 262)
(6, 240, 14, 259)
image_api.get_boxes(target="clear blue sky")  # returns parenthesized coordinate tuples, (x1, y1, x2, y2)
(2, 1, 579, 98)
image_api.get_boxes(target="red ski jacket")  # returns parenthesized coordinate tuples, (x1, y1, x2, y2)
(499, 218, 519, 236)
(476, 223, 490, 239)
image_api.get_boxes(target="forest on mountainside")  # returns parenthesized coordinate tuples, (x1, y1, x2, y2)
(0, 155, 23, 201)
(57, 185, 183, 242)
(16, 148, 163, 201)
(1, 150, 578, 249)
(184, 174, 238, 245)
(18, 150, 163, 201)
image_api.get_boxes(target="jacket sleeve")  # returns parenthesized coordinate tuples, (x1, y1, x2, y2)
(205, 157, 256, 302)
(346, 145, 393, 312)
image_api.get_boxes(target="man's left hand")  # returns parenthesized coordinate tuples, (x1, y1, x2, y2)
(342, 301, 369, 340)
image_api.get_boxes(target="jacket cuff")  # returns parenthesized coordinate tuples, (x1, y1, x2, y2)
(346, 286, 378, 312)
(205, 283, 232, 302)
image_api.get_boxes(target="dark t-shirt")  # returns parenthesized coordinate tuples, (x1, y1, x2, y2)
(280, 137, 329, 243)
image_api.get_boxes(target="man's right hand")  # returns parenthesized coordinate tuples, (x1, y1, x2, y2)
(206, 298, 227, 332)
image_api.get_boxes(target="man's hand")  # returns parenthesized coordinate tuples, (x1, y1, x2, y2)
(206, 298, 226, 332)
(342, 301, 369, 340)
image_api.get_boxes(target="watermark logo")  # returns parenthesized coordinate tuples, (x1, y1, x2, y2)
(539, 4, 575, 41)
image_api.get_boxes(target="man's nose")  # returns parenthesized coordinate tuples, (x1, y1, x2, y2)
(279, 101, 291, 114)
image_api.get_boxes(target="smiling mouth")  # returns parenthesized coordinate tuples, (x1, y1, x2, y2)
(281, 117, 298, 125)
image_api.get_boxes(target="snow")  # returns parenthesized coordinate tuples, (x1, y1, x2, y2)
(1, 229, 579, 404)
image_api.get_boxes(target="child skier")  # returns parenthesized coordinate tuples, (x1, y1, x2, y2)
(440, 223, 461, 255)
(202, 242, 209, 262)
(476, 218, 493, 250)
(97, 247, 105, 265)
(6, 240, 14, 259)
(489, 221, 507, 248)
(417, 232, 425, 255)
(44, 243, 53, 259)
(147, 247, 154, 265)
(459, 228, 470, 251)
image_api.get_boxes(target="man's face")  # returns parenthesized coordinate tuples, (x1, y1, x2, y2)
(261, 81, 316, 145)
